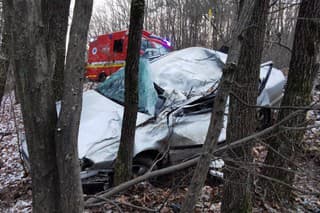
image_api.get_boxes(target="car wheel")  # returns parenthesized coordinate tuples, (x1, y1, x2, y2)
(132, 156, 157, 177)
(98, 73, 106, 82)
(257, 108, 272, 130)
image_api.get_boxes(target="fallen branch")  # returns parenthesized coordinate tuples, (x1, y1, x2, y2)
(85, 110, 303, 205)
(85, 157, 199, 205)
(230, 91, 320, 111)
(85, 195, 123, 212)
(118, 201, 157, 212)
(214, 110, 303, 155)
(225, 164, 320, 196)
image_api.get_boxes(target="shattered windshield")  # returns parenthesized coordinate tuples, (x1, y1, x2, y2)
(96, 58, 158, 115)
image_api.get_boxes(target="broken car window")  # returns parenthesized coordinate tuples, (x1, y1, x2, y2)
(96, 58, 158, 115)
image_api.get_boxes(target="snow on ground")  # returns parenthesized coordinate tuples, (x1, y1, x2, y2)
(0, 92, 31, 212)
(0, 86, 319, 212)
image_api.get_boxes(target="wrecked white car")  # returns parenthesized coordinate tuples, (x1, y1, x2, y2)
(21, 47, 286, 190)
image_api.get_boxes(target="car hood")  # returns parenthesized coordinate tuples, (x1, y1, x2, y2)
(78, 90, 152, 162)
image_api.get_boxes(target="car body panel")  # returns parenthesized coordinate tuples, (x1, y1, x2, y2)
(20, 47, 286, 172)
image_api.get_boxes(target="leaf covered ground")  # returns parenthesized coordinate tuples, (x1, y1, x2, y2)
(0, 88, 319, 212)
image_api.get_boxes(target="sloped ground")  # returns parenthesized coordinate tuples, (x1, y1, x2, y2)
(0, 93, 31, 212)
(0, 89, 319, 212)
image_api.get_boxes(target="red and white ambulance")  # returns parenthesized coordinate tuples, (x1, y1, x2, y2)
(85, 30, 172, 81)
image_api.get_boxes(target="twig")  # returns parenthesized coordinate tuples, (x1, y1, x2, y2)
(214, 110, 304, 155)
(85, 194, 157, 212)
(280, 124, 320, 131)
(118, 201, 157, 212)
(225, 164, 320, 196)
(230, 91, 320, 111)
(85, 157, 199, 205)
(86, 110, 303, 205)
(265, 39, 292, 53)
(85, 195, 123, 212)
(9, 94, 28, 175)
(158, 168, 194, 212)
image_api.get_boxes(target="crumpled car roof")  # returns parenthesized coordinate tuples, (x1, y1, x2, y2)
(150, 47, 226, 96)
(79, 47, 286, 163)
(21, 47, 286, 166)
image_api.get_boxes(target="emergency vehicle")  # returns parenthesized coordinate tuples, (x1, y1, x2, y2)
(85, 30, 172, 81)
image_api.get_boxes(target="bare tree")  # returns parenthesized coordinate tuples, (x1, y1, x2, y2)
(221, 0, 270, 212)
(54, 0, 93, 212)
(8, 0, 61, 211)
(47, 0, 71, 100)
(180, 1, 257, 212)
(0, 0, 9, 103)
(6, 0, 93, 212)
(262, 0, 320, 204)
(114, 0, 145, 185)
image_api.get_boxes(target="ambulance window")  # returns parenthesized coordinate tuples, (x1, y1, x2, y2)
(114, 39, 124, 53)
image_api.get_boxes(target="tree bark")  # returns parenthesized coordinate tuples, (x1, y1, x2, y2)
(45, 0, 71, 101)
(221, 1, 270, 212)
(180, 1, 257, 212)
(262, 0, 320, 204)
(114, 0, 145, 185)
(54, 0, 93, 212)
(0, 0, 9, 104)
(9, 0, 60, 212)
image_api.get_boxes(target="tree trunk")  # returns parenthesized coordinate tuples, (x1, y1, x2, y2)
(221, 1, 270, 212)
(54, 0, 93, 212)
(46, 0, 71, 101)
(0, 6, 9, 104)
(262, 0, 320, 204)
(9, 0, 60, 212)
(114, 0, 145, 185)
(180, 1, 257, 212)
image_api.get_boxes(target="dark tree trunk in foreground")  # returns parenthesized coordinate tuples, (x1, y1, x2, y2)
(8, 0, 93, 212)
(0, 50, 8, 105)
(54, 0, 93, 212)
(46, 0, 71, 100)
(180, 1, 257, 212)
(263, 0, 320, 203)
(0, 1, 9, 104)
(114, 0, 145, 185)
(9, 0, 60, 211)
(221, 1, 270, 212)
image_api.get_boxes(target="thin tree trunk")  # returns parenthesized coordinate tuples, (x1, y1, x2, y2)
(221, 1, 270, 212)
(46, 0, 71, 101)
(180, 1, 256, 212)
(114, 0, 145, 186)
(262, 0, 320, 203)
(0, 11, 9, 104)
(8, 0, 60, 212)
(54, 0, 93, 212)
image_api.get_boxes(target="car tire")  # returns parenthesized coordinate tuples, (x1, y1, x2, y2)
(257, 108, 272, 130)
(132, 156, 157, 176)
(98, 73, 106, 82)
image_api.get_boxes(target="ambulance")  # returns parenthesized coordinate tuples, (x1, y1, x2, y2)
(85, 30, 172, 81)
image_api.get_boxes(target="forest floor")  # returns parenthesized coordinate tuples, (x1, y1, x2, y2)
(0, 88, 319, 212)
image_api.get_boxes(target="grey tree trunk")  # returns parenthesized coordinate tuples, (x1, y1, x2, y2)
(114, 0, 145, 185)
(46, 0, 71, 101)
(54, 0, 93, 212)
(262, 0, 320, 203)
(180, 1, 256, 212)
(221, 0, 270, 212)
(8, 0, 60, 212)
(7, 0, 93, 212)
(0, 1, 9, 104)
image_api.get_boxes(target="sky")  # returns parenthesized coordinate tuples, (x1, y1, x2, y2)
(66, 0, 107, 51)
